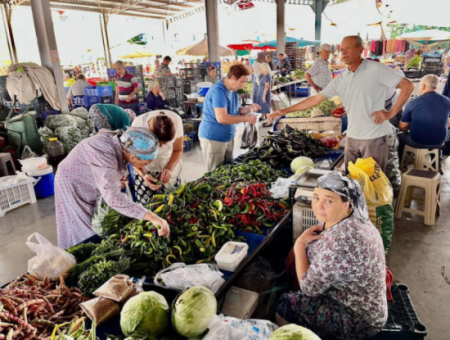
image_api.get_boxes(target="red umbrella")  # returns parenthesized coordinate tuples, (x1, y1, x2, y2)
(227, 43, 255, 51)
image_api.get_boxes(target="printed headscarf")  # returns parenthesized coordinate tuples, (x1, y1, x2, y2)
(124, 109, 136, 122)
(120, 126, 158, 160)
(317, 172, 369, 223)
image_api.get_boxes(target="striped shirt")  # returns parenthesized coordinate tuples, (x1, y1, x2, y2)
(306, 58, 333, 89)
(116, 71, 139, 104)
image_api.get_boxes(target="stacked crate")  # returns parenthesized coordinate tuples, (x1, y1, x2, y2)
(285, 43, 306, 71)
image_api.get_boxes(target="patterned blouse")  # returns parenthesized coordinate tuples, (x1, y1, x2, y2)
(300, 213, 388, 328)
(55, 133, 147, 249)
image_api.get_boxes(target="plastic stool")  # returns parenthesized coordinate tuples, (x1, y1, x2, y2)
(400, 145, 440, 172)
(395, 169, 441, 225)
(0, 153, 16, 176)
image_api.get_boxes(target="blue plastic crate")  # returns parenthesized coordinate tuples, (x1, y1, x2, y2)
(87, 96, 101, 106)
(72, 95, 89, 106)
(100, 95, 114, 104)
(138, 102, 146, 113)
(183, 139, 193, 152)
(84, 86, 113, 97)
(186, 132, 197, 143)
(107, 68, 117, 77)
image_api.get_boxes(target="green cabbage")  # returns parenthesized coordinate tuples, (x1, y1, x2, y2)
(290, 157, 314, 173)
(269, 324, 321, 339)
(120, 292, 169, 338)
(172, 286, 217, 338)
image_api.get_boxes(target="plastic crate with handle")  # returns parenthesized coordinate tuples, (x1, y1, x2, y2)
(0, 175, 37, 217)
(84, 86, 113, 97)
(293, 201, 319, 240)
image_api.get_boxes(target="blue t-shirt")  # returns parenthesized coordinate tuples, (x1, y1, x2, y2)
(199, 80, 240, 142)
(401, 92, 450, 145)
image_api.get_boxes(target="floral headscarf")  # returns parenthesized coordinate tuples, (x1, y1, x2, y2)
(317, 172, 369, 223)
(120, 127, 158, 160)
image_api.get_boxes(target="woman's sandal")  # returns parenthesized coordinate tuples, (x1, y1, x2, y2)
(262, 121, 273, 128)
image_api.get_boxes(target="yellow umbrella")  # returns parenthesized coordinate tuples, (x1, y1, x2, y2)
(112, 43, 161, 60)
(176, 38, 232, 56)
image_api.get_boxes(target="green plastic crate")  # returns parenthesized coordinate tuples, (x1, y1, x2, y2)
(97, 81, 116, 91)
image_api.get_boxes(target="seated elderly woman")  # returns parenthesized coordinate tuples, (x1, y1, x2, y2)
(276, 172, 387, 340)
(147, 82, 169, 110)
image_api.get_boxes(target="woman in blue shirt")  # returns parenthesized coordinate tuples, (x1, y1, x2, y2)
(147, 82, 169, 110)
(199, 64, 260, 172)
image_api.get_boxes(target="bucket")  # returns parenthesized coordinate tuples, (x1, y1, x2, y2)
(27, 165, 54, 199)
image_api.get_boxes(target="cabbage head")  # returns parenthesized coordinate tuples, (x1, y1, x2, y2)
(290, 157, 314, 173)
(172, 286, 217, 338)
(120, 291, 169, 338)
(269, 324, 321, 340)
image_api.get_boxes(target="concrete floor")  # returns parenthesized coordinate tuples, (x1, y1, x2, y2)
(1, 100, 449, 338)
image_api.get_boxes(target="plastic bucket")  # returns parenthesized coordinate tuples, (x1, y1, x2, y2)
(27, 165, 54, 199)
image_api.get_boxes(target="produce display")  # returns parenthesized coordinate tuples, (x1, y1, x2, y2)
(235, 126, 330, 168)
(237, 81, 253, 95)
(320, 136, 339, 148)
(332, 106, 346, 118)
(290, 157, 314, 173)
(293, 70, 305, 79)
(121, 292, 169, 338)
(286, 99, 338, 118)
(0, 274, 88, 340)
(205, 162, 288, 184)
(172, 286, 217, 338)
(52, 319, 95, 340)
(407, 55, 421, 69)
(269, 324, 321, 340)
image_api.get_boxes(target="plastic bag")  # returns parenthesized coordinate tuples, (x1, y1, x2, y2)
(19, 156, 48, 173)
(241, 114, 259, 150)
(203, 315, 249, 340)
(348, 157, 394, 254)
(80, 297, 120, 326)
(0, 172, 35, 188)
(269, 178, 295, 199)
(26, 232, 76, 280)
(154, 263, 225, 294)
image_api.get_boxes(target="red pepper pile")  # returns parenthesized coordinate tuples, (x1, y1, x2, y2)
(332, 106, 346, 118)
(222, 183, 290, 234)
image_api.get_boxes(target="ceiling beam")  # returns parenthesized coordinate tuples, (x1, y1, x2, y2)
(99, 0, 184, 12)
(109, 0, 148, 15)
(144, 0, 194, 9)
(21, 1, 164, 19)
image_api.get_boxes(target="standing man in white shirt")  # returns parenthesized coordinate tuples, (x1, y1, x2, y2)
(67, 74, 91, 109)
(269, 35, 414, 172)
(306, 44, 333, 96)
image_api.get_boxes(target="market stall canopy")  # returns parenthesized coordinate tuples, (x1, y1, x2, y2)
(386, 0, 450, 27)
(176, 38, 233, 56)
(396, 29, 450, 47)
(227, 40, 260, 56)
(254, 37, 320, 49)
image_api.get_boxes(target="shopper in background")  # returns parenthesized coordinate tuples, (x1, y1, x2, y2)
(254, 63, 272, 124)
(132, 110, 183, 202)
(305, 44, 333, 96)
(385, 66, 406, 128)
(398, 74, 450, 160)
(114, 60, 140, 113)
(205, 66, 218, 84)
(199, 64, 260, 172)
(55, 127, 169, 249)
(270, 35, 414, 172)
(89, 104, 134, 131)
(251, 60, 261, 102)
(277, 53, 290, 76)
(156, 56, 175, 76)
(67, 74, 91, 109)
(146, 82, 169, 110)
(265, 55, 274, 70)
(155, 59, 161, 70)
(277, 172, 387, 339)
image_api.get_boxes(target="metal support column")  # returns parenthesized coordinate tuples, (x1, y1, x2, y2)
(102, 12, 112, 67)
(276, 0, 285, 55)
(314, 0, 324, 41)
(205, 0, 219, 62)
(2, 4, 17, 64)
(99, 14, 109, 67)
(30, 0, 69, 113)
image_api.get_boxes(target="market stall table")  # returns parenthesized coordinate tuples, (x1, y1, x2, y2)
(272, 78, 307, 104)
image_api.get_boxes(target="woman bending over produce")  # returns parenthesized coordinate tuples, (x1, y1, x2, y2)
(276, 172, 387, 339)
(132, 110, 183, 203)
(55, 127, 170, 249)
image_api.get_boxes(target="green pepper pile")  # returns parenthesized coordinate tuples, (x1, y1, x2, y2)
(205, 161, 288, 184)
(236, 125, 329, 168)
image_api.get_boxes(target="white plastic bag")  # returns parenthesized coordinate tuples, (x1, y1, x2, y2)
(154, 263, 225, 294)
(26, 232, 76, 280)
(203, 315, 250, 340)
(19, 156, 48, 173)
(269, 178, 295, 199)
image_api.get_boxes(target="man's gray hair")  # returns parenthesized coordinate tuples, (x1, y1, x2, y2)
(421, 74, 439, 89)
(114, 60, 124, 67)
(260, 62, 271, 73)
(344, 35, 363, 48)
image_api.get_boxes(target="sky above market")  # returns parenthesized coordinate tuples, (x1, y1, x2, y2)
(1, 0, 449, 66)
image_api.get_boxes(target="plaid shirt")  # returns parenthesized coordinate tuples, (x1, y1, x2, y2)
(306, 58, 333, 89)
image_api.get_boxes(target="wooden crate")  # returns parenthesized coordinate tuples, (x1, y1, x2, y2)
(276, 117, 342, 135)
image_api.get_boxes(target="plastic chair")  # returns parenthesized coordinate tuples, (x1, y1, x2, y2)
(400, 145, 440, 172)
(0, 153, 16, 176)
(395, 169, 441, 226)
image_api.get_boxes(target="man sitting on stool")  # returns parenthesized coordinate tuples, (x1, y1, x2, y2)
(398, 74, 450, 165)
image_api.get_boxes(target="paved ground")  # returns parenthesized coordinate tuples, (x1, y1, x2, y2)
(1, 90, 449, 338)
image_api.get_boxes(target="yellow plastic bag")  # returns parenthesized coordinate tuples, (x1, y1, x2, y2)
(348, 157, 394, 253)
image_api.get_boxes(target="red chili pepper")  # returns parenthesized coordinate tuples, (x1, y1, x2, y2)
(191, 198, 200, 209)
(167, 219, 176, 225)
(249, 186, 257, 197)
(227, 184, 234, 197)
(278, 202, 287, 209)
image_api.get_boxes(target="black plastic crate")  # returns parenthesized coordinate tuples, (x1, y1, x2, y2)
(368, 284, 427, 340)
